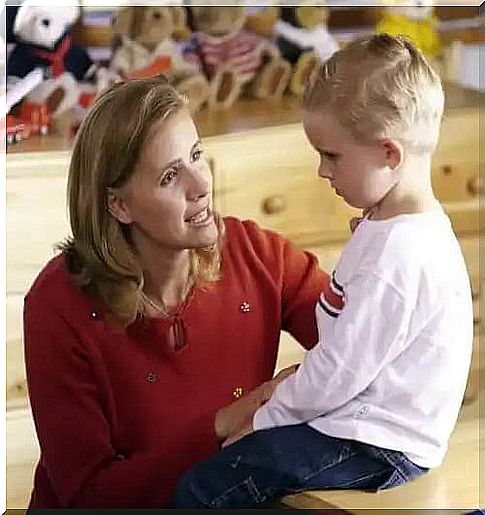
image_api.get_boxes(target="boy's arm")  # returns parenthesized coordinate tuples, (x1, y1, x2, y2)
(253, 271, 412, 430)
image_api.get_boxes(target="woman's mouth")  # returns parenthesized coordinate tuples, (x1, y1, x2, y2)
(185, 207, 213, 226)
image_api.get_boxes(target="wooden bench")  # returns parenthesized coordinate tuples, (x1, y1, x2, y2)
(278, 350, 482, 512)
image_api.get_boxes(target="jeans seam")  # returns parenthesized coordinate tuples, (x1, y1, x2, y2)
(299, 443, 358, 483)
(211, 475, 266, 507)
(336, 468, 391, 489)
(372, 448, 413, 482)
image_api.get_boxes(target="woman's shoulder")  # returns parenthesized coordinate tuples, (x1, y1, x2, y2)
(25, 253, 86, 312)
(223, 216, 288, 256)
(221, 216, 314, 282)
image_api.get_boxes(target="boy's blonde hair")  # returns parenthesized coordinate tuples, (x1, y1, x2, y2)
(58, 76, 223, 327)
(303, 34, 444, 153)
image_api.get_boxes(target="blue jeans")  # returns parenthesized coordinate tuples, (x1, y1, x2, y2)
(172, 424, 428, 508)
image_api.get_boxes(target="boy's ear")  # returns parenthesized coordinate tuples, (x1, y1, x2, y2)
(107, 187, 132, 225)
(381, 139, 403, 171)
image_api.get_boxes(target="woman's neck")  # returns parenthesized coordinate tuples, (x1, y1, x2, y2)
(134, 236, 192, 314)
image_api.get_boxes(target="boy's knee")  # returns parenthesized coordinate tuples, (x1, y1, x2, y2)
(172, 467, 209, 508)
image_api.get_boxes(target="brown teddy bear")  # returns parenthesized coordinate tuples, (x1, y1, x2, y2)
(184, 6, 292, 110)
(246, 5, 339, 97)
(110, 6, 210, 113)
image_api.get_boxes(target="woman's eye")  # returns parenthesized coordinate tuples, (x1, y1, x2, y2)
(160, 169, 178, 186)
(192, 148, 204, 162)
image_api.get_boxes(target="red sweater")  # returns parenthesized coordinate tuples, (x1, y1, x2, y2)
(24, 217, 328, 508)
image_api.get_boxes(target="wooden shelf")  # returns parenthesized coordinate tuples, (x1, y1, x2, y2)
(6, 82, 484, 155)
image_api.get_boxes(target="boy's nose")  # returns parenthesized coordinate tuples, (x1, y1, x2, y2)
(318, 163, 333, 180)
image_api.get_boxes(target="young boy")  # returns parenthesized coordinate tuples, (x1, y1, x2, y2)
(172, 34, 474, 508)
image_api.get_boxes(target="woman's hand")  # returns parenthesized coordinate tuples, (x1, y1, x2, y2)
(221, 421, 254, 448)
(214, 364, 300, 441)
(214, 381, 271, 440)
(273, 363, 299, 384)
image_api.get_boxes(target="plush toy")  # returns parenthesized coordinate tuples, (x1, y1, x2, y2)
(376, 1, 442, 63)
(6, 2, 115, 116)
(110, 6, 210, 113)
(246, 5, 339, 97)
(185, 6, 292, 109)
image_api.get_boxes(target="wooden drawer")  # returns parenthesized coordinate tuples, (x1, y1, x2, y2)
(7, 340, 28, 411)
(432, 109, 482, 235)
(7, 152, 71, 294)
(459, 236, 481, 330)
(432, 109, 480, 203)
(206, 124, 359, 247)
(7, 295, 29, 411)
(7, 408, 40, 509)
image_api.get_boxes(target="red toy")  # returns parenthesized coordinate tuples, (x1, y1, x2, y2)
(6, 114, 31, 145)
(20, 101, 51, 136)
(4, 100, 51, 146)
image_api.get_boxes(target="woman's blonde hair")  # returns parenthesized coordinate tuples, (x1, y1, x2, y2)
(58, 76, 223, 327)
(303, 34, 444, 152)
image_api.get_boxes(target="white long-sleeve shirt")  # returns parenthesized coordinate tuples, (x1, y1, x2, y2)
(254, 209, 473, 468)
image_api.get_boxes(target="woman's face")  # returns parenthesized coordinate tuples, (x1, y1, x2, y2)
(109, 109, 217, 252)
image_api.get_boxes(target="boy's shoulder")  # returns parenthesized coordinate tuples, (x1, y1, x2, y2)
(340, 210, 457, 277)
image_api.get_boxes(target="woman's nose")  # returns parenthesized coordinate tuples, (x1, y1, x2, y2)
(186, 166, 210, 202)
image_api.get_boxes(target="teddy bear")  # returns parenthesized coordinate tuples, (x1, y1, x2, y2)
(6, 2, 116, 116)
(110, 6, 210, 113)
(245, 5, 340, 97)
(184, 6, 292, 110)
(376, 1, 442, 69)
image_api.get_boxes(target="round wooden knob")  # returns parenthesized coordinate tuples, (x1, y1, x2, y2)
(262, 195, 286, 215)
(8, 380, 27, 399)
(440, 164, 453, 176)
(467, 176, 484, 197)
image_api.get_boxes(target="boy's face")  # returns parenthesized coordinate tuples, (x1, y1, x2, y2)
(303, 110, 400, 211)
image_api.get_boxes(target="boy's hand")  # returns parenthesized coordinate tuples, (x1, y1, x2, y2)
(214, 364, 300, 440)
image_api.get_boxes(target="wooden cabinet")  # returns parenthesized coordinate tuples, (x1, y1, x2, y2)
(7, 152, 71, 294)
(431, 108, 481, 235)
(5, 92, 482, 508)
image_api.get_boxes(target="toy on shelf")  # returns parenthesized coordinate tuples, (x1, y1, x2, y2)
(185, 6, 291, 110)
(6, 115, 30, 145)
(6, 2, 118, 117)
(376, 1, 442, 68)
(2, 67, 51, 146)
(20, 101, 51, 135)
(6, 101, 51, 145)
(110, 6, 210, 113)
(245, 5, 339, 97)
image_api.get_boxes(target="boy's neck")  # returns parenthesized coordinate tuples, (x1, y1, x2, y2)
(371, 153, 441, 221)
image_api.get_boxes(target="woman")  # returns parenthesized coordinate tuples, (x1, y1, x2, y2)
(23, 75, 328, 508)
